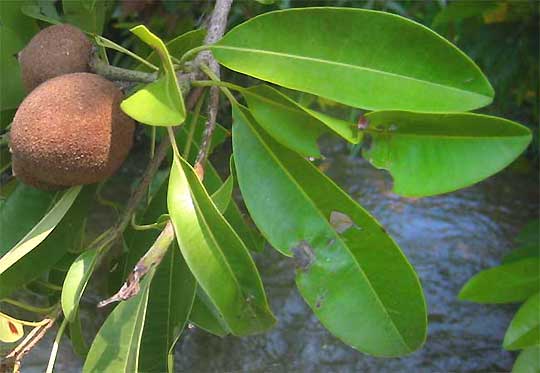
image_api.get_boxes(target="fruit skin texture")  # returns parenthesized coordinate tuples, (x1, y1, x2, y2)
(19, 24, 92, 92)
(10, 73, 135, 188)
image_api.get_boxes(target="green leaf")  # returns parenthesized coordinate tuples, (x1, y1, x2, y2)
(61, 248, 99, 322)
(20, 2, 62, 25)
(504, 293, 540, 350)
(504, 246, 539, 264)
(512, 347, 540, 373)
(243, 85, 360, 158)
(432, 1, 498, 29)
(69, 311, 89, 357)
(517, 220, 540, 247)
(189, 289, 229, 337)
(63, 0, 110, 35)
(174, 120, 264, 253)
(0, 1, 39, 110)
(140, 29, 206, 72)
(212, 8, 494, 112)
(459, 258, 540, 304)
(0, 186, 81, 275)
(121, 25, 186, 126)
(363, 111, 531, 197)
(83, 271, 155, 373)
(168, 156, 276, 336)
(0, 186, 93, 298)
(232, 105, 427, 357)
(139, 244, 196, 373)
(0, 184, 56, 253)
(211, 174, 233, 214)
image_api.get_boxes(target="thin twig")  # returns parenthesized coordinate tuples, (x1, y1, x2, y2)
(194, 0, 234, 179)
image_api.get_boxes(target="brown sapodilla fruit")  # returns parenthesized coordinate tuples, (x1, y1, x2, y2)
(19, 24, 92, 92)
(10, 73, 135, 188)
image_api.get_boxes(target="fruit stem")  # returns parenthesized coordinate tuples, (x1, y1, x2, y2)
(89, 53, 157, 83)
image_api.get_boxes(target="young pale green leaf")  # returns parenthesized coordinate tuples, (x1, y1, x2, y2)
(139, 244, 196, 373)
(0, 186, 81, 275)
(189, 289, 230, 337)
(459, 258, 540, 304)
(212, 8, 494, 112)
(504, 293, 540, 350)
(167, 156, 276, 336)
(83, 271, 155, 373)
(512, 347, 540, 373)
(363, 111, 531, 197)
(232, 105, 427, 357)
(140, 29, 206, 72)
(243, 85, 359, 158)
(0, 186, 92, 298)
(121, 25, 186, 126)
(61, 248, 99, 322)
(63, 0, 110, 35)
(0, 2, 39, 110)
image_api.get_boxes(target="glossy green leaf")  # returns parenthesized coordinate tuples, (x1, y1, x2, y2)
(363, 111, 531, 197)
(243, 85, 360, 158)
(140, 29, 206, 72)
(63, 0, 110, 35)
(504, 246, 539, 264)
(459, 258, 540, 304)
(0, 186, 81, 275)
(61, 248, 99, 322)
(139, 244, 196, 373)
(189, 289, 229, 337)
(212, 8, 494, 112)
(504, 293, 540, 350)
(174, 120, 264, 253)
(232, 105, 426, 356)
(0, 186, 93, 298)
(512, 347, 540, 373)
(0, 2, 39, 110)
(121, 25, 186, 126)
(168, 156, 276, 336)
(211, 174, 233, 214)
(83, 271, 155, 373)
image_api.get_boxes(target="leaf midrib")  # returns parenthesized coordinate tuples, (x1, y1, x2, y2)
(213, 45, 490, 99)
(237, 108, 412, 351)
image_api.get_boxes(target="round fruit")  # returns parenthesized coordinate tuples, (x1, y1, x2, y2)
(10, 73, 135, 188)
(19, 24, 92, 92)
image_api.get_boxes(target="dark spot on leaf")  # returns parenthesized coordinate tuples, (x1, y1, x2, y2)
(292, 241, 316, 271)
(330, 211, 354, 234)
(8, 321, 18, 334)
(315, 295, 325, 309)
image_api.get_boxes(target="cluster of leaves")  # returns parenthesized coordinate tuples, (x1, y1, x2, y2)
(0, 1, 534, 372)
(460, 220, 540, 373)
